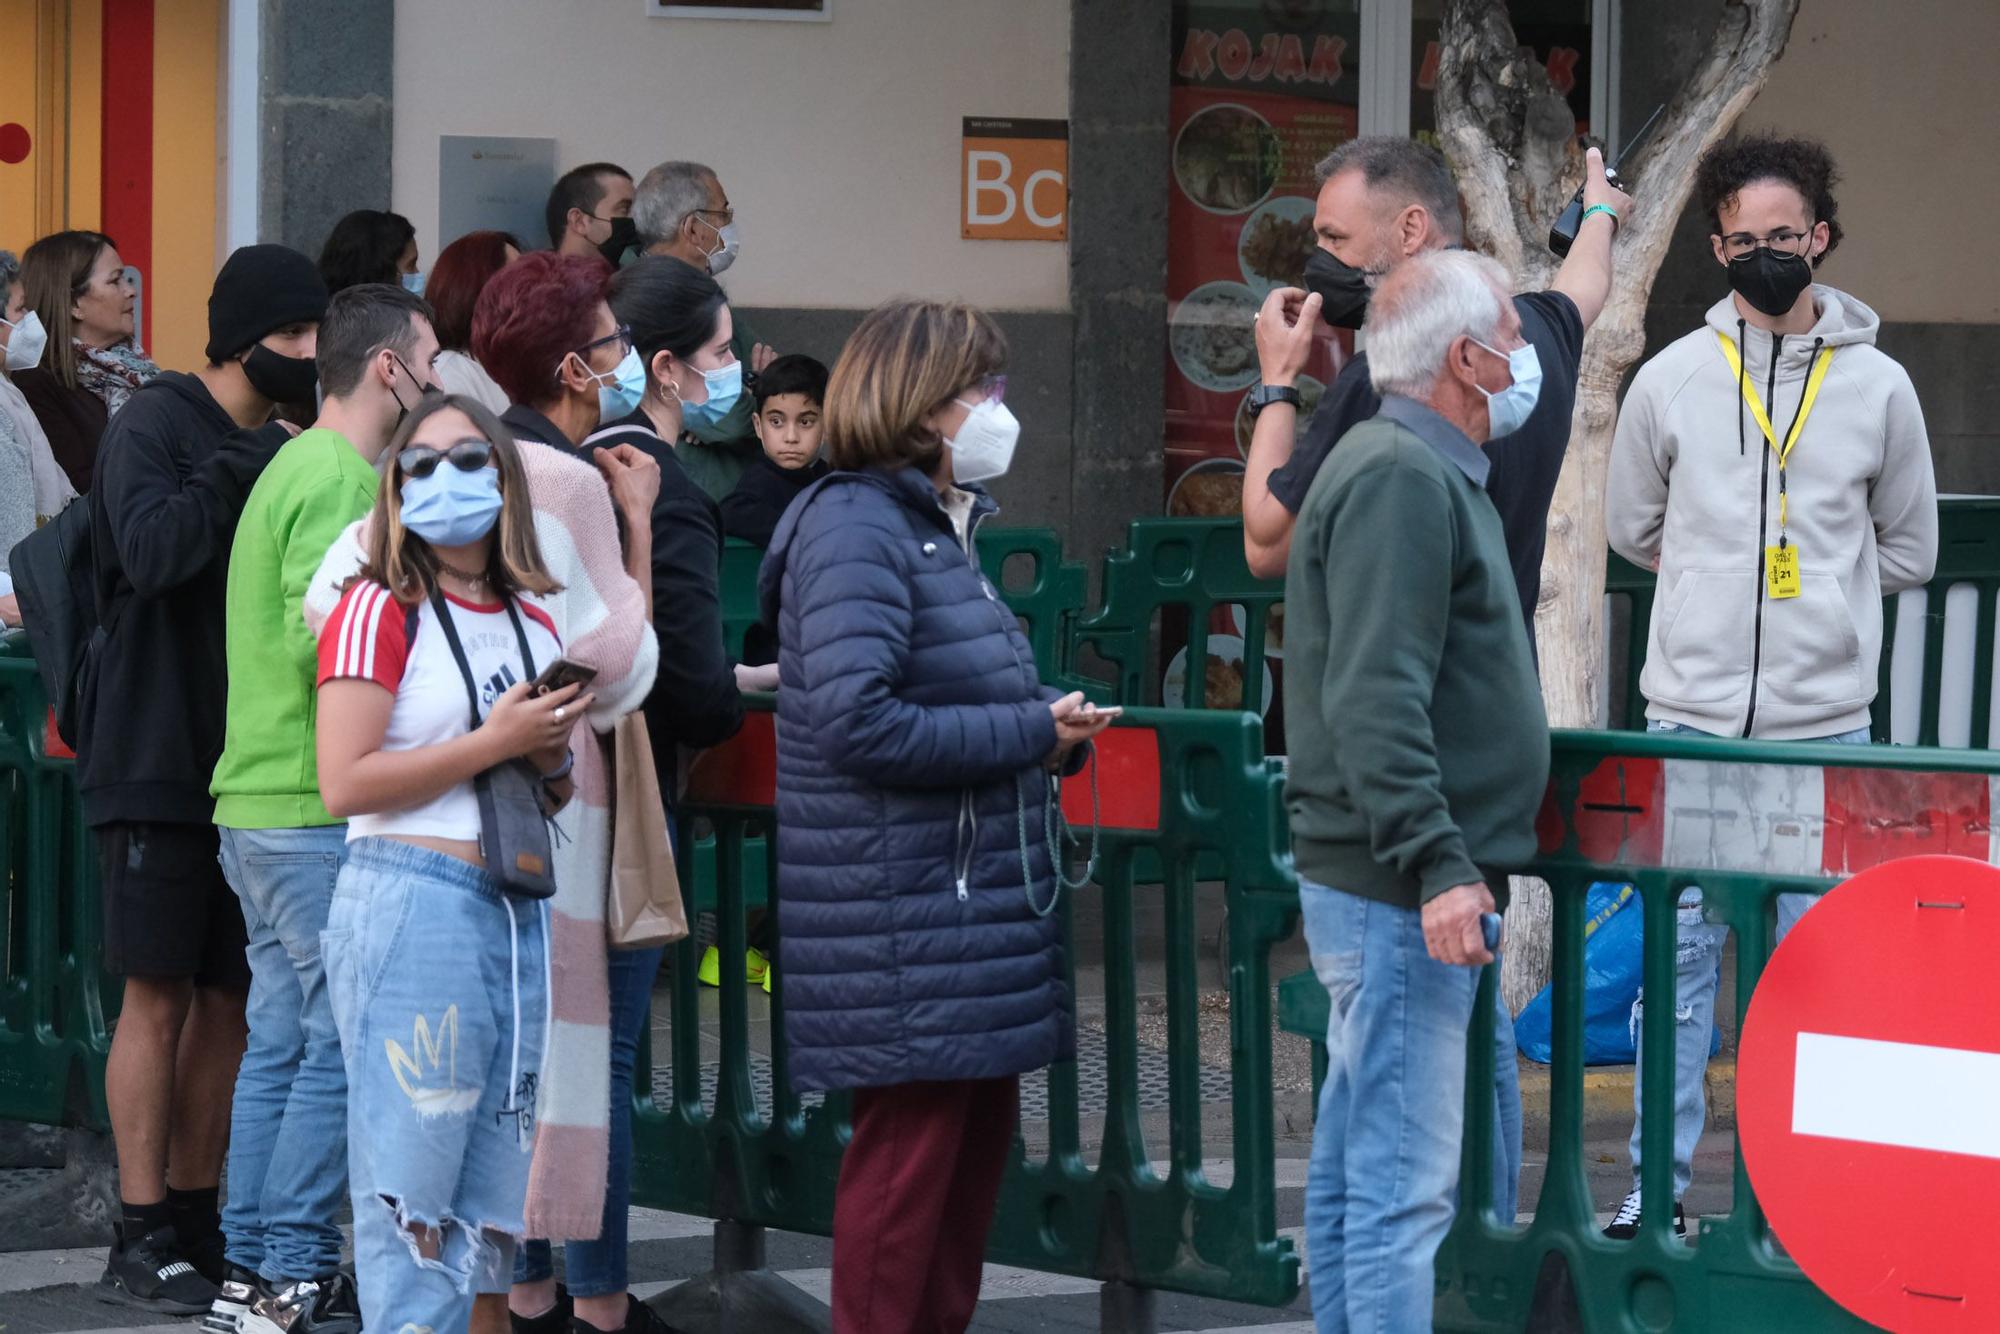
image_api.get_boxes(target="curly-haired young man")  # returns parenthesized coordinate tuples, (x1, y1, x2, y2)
(1602, 135, 1938, 1239)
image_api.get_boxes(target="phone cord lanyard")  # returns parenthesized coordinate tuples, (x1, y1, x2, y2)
(1016, 741, 1102, 920)
(1716, 332, 1834, 547)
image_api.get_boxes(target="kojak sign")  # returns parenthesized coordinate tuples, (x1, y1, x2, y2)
(1737, 855, 2000, 1333)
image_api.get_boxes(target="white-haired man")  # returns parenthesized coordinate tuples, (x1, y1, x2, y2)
(631, 159, 775, 499)
(1280, 250, 1550, 1333)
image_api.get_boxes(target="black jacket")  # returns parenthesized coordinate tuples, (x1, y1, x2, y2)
(16, 369, 109, 494)
(719, 453, 829, 549)
(78, 373, 287, 825)
(575, 409, 744, 755)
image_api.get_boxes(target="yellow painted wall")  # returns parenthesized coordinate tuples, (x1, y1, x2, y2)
(148, 0, 220, 371)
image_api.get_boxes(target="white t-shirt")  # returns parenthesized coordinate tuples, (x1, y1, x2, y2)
(317, 579, 562, 843)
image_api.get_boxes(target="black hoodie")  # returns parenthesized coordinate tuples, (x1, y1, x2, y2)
(78, 372, 288, 826)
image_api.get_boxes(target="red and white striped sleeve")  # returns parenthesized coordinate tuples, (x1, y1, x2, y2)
(316, 581, 411, 692)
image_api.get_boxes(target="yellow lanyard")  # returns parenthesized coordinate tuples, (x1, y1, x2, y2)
(1715, 332, 1835, 535)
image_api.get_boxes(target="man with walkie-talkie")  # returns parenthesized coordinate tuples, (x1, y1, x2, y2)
(1603, 135, 1936, 1241)
(1243, 133, 1629, 653)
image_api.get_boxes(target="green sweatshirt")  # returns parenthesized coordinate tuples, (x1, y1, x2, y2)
(211, 428, 379, 828)
(1282, 398, 1548, 909)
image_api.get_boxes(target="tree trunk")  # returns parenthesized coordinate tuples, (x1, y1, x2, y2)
(1434, 0, 1802, 1011)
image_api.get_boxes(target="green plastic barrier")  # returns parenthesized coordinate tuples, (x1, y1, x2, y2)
(0, 632, 112, 1131)
(631, 703, 1303, 1320)
(718, 529, 1091, 683)
(1282, 728, 2000, 1331)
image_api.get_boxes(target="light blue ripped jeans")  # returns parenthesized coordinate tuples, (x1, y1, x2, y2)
(1627, 719, 1870, 1199)
(324, 837, 549, 1334)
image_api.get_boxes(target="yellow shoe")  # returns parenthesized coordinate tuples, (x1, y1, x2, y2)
(744, 947, 770, 985)
(697, 945, 721, 988)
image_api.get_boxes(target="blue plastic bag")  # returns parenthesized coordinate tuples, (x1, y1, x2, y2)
(1514, 882, 1724, 1066)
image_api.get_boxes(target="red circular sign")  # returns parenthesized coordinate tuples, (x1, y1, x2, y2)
(0, 123, 31, 166)
(1740, 855, 2000, 1332)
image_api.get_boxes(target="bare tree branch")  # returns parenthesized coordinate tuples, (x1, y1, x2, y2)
(1432, 0, 1803, 1009)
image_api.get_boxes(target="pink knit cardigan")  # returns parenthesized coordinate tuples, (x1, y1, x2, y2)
(304, 440, 658, 1240)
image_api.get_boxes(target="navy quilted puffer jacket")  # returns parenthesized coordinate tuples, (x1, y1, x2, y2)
(759, 465, 1077, 1093)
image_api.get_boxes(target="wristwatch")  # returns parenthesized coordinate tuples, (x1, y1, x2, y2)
(1246, 383, 1303, 418)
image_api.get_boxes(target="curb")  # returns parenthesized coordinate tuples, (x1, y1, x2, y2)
(1516, 1057, 1737, 1143)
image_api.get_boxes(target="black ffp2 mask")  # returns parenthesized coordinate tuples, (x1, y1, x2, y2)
(1301, 247, 1376, 330)
(241, 343, 320, 404)
(1727, 247, 1814, 319)
(598, 216, 638, 267)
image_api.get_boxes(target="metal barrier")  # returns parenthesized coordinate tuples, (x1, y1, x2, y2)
(0, 632, 111, 1131)
(632, 702, 1302, 1328)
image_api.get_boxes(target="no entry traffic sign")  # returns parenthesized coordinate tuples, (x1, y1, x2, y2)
(1739, 855, 2000, 1332)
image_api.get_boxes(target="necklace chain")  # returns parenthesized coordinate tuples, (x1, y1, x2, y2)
(435, 556, 490, 590)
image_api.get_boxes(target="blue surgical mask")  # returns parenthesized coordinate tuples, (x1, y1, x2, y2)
(401, 271, 426, 297)
(593, 346, 646, 421)
(400, 464, 503, 547)
(1470, 339, 1543, 439)
(681, 359, 744, 431)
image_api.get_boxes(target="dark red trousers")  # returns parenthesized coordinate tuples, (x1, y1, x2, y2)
(831, 1075, 1019, 1334)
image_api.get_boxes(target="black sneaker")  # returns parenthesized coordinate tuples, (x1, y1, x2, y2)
(184, 1229, 230, 1285)
(241, 1273, 361, 1334)
(513, 1283, 572, 1334)
(96, 1223, 220, 1315)
(1602, 1188, 1687, 1240)
(573, 1295, 685, 1334)
(202, 1264, 271, 1334)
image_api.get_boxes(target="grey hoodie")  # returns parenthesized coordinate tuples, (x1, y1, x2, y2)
(1606, 285, 1937, 740)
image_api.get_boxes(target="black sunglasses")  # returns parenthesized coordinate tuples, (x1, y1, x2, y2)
(399, 439, 493, 479)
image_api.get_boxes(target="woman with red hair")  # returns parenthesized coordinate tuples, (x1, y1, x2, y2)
(426, 230, 520, 415)
(472, 252, 680, 1334)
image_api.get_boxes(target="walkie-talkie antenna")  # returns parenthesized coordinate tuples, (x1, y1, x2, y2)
(1548, 102, 1666, 258)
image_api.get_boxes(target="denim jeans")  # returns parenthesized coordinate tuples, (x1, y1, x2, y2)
(325, 838, 549, 1333)
(1627, 720, 1870, 1199)
(1300, 879, 1507, 1334)
(513, 942, 664, 1296)
(217, 823, 349, 1283)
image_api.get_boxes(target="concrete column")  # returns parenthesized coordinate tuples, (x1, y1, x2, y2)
(257, 0, 395, 255)
(1065, 0, 1171, 580)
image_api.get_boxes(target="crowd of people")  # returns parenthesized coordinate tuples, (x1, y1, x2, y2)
(0, 149, 1103, 1334)
(0, 124, 1940, 1334)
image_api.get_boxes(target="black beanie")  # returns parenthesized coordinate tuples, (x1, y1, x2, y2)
(205, 245, 330, 363)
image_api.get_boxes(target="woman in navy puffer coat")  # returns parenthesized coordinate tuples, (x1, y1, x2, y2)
(758, 298, 1110, 1334)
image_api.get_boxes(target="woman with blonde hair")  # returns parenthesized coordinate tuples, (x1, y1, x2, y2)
(314, 392, 586, 1332)
(759, 297, 1112, 1333)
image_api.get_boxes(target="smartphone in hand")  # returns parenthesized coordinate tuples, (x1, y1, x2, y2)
(530, 658, 599, 697)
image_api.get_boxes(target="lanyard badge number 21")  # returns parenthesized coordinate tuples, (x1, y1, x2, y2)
(1716, 332, 1835, 602)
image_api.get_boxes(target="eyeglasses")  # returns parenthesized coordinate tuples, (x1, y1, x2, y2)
(399, 439, 493, 479)
(692, 205, 736, 228)
(573, 323, 633, 361)
(1720, 228, 1815, 260)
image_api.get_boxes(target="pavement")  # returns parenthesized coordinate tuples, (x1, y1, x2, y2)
(0, 887, 1750, 1331)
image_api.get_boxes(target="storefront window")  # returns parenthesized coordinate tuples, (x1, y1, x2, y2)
(1410, 0, 1596, 146)
(1164, 0, 1361, 519)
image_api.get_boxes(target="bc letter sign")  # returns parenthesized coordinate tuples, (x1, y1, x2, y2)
(962, 118, 1068, 242)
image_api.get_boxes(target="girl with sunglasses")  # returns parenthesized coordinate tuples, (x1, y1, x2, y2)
(314, 393, 584, 1333)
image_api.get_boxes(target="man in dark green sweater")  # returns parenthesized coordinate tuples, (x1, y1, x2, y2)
(1276, 250, 1549, 1332)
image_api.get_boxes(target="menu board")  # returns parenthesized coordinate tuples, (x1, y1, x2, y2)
(1164, 2, 1361, 519)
